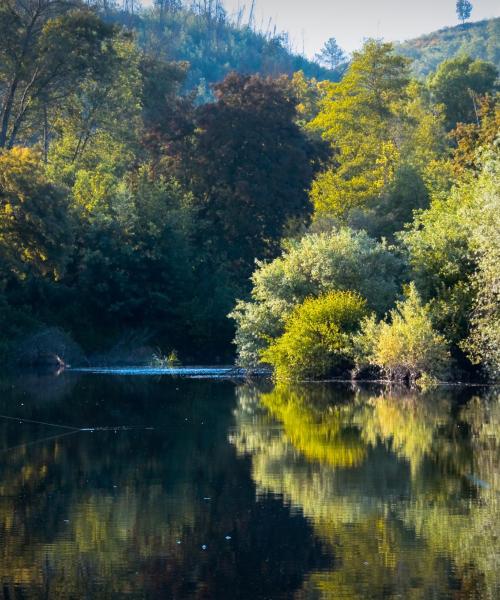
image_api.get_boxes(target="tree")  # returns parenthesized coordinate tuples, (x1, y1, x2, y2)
(62, 168, 198, 353)
(429, 55, 498, 130)
(166, 73, 321, 281)
(309, 40, 445, 233)
(262, 291, 367, 380)
(451, 95, 500, 174)
(0, 147, 74, 280)
(354, 284, 451, 386)
(46, 35, 143, 187)
(399, 141, 498, 353)
(399, 176, 476, 346)
(456, 0, 473, 25)
(0, 2, 118, 149)
(230, 228, 402, 367)
(462, 149, 500, 380)
(315, 37, 347, 70)
(290, 71, 322, 126)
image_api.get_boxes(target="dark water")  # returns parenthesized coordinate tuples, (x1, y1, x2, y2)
(0, 372, 498, 599)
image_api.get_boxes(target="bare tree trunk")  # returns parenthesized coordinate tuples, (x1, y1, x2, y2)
(43, 104, 49, 163)
(0, 6, 41, 147)
(469, 88, 480, 126)
(0, 79, 19, 148)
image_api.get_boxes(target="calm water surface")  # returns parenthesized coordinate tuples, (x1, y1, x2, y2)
(0, 371, 498, 599)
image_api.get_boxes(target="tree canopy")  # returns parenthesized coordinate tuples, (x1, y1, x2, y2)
(0, 1, 497, 380)
(456, 0, 473, 24)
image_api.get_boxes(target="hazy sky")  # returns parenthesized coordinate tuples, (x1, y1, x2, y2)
(219, 0, 500, 57)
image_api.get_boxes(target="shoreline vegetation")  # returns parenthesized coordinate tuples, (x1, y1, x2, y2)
(0, 1, 498, 389)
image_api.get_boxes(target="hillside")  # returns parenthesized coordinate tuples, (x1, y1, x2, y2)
(102, 3, 338, 98)
(397, 18, 500, 77)
(103, 6, 498, 93)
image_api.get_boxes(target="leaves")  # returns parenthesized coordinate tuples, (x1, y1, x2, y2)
(355, 284, 451, 385)
(262, 291, 367, 380)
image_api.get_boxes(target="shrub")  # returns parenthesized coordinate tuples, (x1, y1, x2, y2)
(230, 228, 401, 367)
(261, 291, 368, 381)
(354, 284, 451, 386)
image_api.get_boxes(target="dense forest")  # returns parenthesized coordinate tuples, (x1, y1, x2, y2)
(0, 0, 498, 385)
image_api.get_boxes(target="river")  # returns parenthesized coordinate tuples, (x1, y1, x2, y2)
(0, 370, 498, 599)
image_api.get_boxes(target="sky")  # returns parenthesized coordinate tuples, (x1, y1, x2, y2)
(219, 0, 500, 57)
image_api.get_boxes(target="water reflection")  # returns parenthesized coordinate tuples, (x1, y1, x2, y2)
(0, 374, 498, 598)
(0, 375, 326, 599)
(231, 384, 500, 599)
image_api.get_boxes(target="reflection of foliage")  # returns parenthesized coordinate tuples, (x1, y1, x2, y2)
(260, 385, 366, 467)
(399, 391, 500, 597)
(0, 376, 327, 598)
(356, 392, 453, 476)
(232, 383, 500, 599)
(297, 516, 458, 600)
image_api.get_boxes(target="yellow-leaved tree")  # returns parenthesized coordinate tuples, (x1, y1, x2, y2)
(0, 147, 73, 280)
(309, 40, 447, 237)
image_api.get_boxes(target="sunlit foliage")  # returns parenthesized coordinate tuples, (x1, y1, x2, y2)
(400, 144, 499, 368)
(309, 41, 410, 222)
(262, 291, 367, 380)
(462, 149, 500, 379)
(230, 229, 401, 367)
(354, 284, 451, 385)
(0, 147, 73, 280)
(308, 40, 447, 237)
(0, 2, 117, 149)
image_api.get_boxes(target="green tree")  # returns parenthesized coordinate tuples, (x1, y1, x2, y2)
(309, 40, 446, 236)
(230, 228, 401, 367)
(398, 182, 475, 347)
(140, 54, 189, 133)
(462, 149, 500, 380)
(399, 144, 498, 357)
(63, 168, 197, 353)
(315, 37, 347, 70)
(309, 41, 410, 220)
(0, 147, 73, 280)
(0, 147, 75, 353)
(46, 35, 143, 188)
(456, 0, 473, 24)
(290, 71, 323, 127)
(0, 2, 117, 149)
(428, 55, 498, 130)
(262, 291, 368, 380)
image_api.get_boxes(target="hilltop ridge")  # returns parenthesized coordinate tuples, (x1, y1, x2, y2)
(397, 17, 500, 77)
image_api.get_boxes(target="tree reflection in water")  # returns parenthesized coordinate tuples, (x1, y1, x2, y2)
(231, 383, 500, 599)
(0, 374, 498, 599)
(0, 375, 327, 599)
